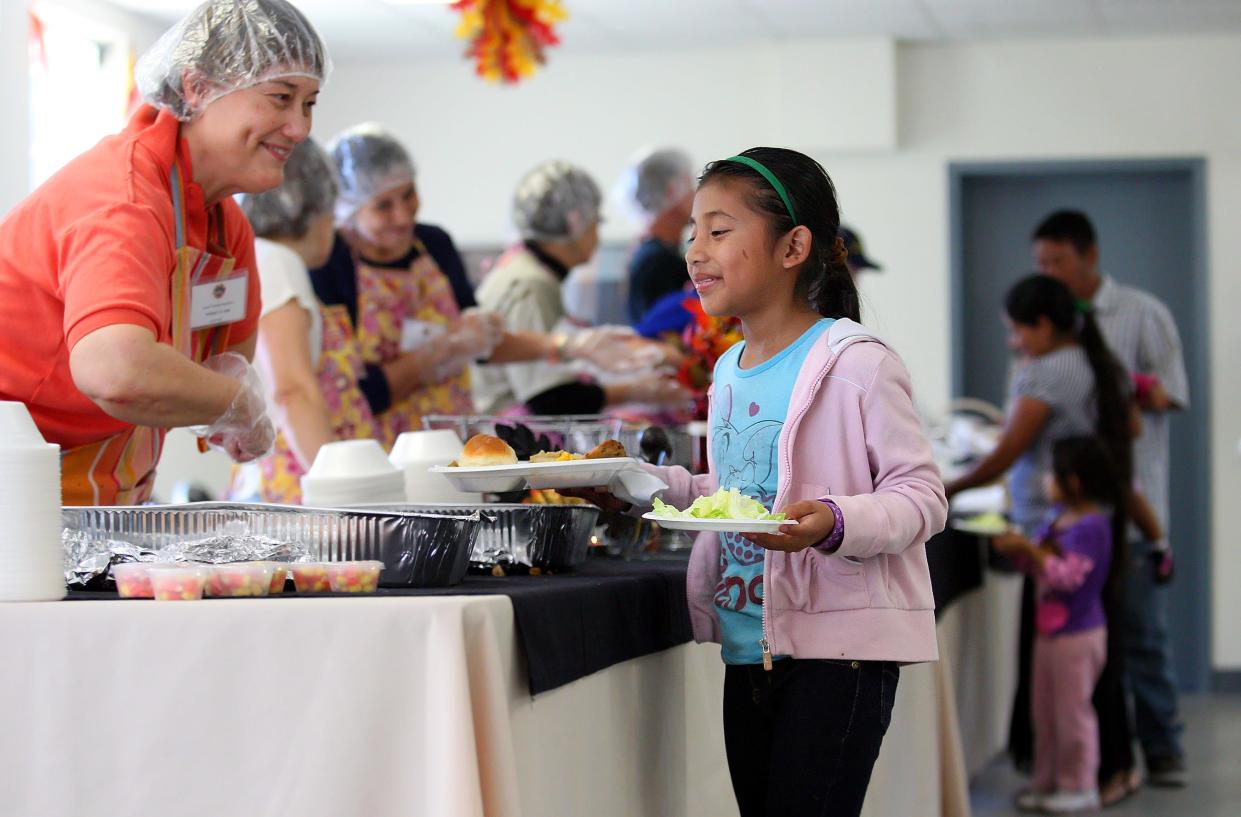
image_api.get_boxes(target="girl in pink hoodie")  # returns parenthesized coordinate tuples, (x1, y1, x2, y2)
(585, 148, 947, 817)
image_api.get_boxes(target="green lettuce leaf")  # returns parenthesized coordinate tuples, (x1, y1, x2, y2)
(652, 488, 785, 521)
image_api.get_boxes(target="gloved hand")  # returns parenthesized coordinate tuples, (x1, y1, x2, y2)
(446, 309, 505, 361)
(190, 352, 276, 463)
(616, 374, 694, 409)
(561, 326, 672, 373)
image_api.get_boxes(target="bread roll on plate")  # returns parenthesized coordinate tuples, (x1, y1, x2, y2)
(459, 434, 518, 466)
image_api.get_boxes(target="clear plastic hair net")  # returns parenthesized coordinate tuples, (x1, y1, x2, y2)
(237, 138, 337, 238)
(135, 0, 330, 121)
(512, 160, 602, 242)
(613, 147, 694, 226)
(328, 123, 416, 224)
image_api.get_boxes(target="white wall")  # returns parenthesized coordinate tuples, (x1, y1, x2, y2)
(315, 34, 1241, 670)
(0, 0, 31, 213)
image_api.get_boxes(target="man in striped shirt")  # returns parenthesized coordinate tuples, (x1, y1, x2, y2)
(1033, 210, 1189, 788)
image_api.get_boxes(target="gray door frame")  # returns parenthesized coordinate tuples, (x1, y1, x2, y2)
(947, 157, 1213, 691)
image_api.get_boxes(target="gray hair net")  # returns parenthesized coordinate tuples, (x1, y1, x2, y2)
(135, 0, 330, 121)
(512, 160, 602, 242)
(328, 123, 415, 224)
(237, 138, 337, 238)
(614, 147, 694, 225)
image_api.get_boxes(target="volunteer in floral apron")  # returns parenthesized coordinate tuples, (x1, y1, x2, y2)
(226, 139, 379, 504)
(0, 0, 329, 505)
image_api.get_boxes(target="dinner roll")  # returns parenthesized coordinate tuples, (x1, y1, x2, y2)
(460, 434, 518, 466)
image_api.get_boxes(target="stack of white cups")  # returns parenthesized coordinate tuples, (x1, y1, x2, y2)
(0, 401, 65, 601)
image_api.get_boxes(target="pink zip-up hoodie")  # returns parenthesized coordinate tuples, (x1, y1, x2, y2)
(644, 319, 947, 664)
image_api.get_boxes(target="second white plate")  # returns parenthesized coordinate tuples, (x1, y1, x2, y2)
(431, 458, 637, 493)
(641, 512, 794, 534)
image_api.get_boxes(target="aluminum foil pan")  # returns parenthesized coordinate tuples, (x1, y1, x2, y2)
(62, 502, 482, 588)
(364, 503, 600, 570)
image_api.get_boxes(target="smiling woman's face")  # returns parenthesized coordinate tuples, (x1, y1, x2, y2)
(185, 75, 320, 200)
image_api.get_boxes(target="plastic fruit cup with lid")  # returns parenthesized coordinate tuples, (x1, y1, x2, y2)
(261, 562, 289, 594)
(111, 562, 154, 599)
(205, 562, 276, 598)
(148, 566, 208, 601)
(325, 561, 384, 593)
(290, 562, 331, 593)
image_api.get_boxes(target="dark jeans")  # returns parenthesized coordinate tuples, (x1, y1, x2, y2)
(723, 658, 899, 817)
(1122, 539, 1185, 762)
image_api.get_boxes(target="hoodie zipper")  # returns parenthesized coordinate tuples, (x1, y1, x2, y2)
(758, 344, 845, 671)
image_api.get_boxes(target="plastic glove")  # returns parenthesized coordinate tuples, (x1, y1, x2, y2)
(617, 374, 694, 409)
(190, 352, 276, 463)
(561, 326, 671, 373)
(458, 308, 505, 359)
(445, 309, 504, 362)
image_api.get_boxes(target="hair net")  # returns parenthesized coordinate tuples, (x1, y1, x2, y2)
(613, 147, 694, 226)
(328, 123, 416, 224)
(237, 138, 337, 238)
(512, 160, 602, 242)
(135, 0, 330, 121)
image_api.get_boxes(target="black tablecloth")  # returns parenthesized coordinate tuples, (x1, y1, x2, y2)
(67, 529, 987, 696)
(68, 558, 693, 697)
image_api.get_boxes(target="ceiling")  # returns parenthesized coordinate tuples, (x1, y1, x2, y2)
(108, 0, 1241, 62)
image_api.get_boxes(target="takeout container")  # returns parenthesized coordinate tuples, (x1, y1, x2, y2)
(389, 430, 482, 503)
(148, 565, 208, 601)
(205, 562, 277, 598)
(301, 440, 406, 506)
(324, 561, 384, 593)
(63, 503, 482, 588)
(290, 562, 331, 593)
(110, 562, 154, 599)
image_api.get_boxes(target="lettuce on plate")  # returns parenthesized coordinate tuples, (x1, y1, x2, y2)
(652, 488, 785, 521)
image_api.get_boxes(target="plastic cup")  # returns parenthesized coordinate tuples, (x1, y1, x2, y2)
(110, 562, 154, 599)
(306, 439, 399, 480)
(261, 562, 289, 594)
(205, 562, 276, 598)
(290, 562, 331, 593)
(148, 566, 208, 601)
(325, 561, 384, 593)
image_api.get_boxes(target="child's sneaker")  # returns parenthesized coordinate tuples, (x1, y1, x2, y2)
(1042, 788, 1101, 813)
(1015, 788, 1049, 812)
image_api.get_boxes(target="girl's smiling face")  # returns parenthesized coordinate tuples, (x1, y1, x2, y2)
(686, 178, 794, 318)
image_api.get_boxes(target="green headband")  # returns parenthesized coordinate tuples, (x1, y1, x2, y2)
(721, 155, 799, 226)
(1074, 298, 1093, 314)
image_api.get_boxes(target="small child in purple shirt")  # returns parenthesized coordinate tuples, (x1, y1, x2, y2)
(992, 436, 1124, 814)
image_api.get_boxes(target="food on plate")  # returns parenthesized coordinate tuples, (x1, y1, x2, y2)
(111, 562, 154, 599)
(291, 562, 331, 593)
(457, 433, 518, 466)
(148, 565, 208, 601)
(954, 511, 1010, 536)
(324, 561, 384, 593)
(205, 562, 276, 598)
(524, 488, 589, 506)
(585, 439, 626, 460)
(652, 487, 786, 521)
(529, 450, 584, 462)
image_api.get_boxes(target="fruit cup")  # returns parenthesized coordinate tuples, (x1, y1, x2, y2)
(290, 562, 331, 593)
(324, 561, 384, 593)
(111, 562, 154, 599)
(148, 566, 208, 601)
(205, 562, 276, 598)
(261, 562, 289, 594)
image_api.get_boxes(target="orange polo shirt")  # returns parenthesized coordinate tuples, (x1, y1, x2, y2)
(0, 105, 260, 450)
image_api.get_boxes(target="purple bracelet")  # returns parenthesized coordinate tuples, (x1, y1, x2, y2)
(817, 499, 845, 553)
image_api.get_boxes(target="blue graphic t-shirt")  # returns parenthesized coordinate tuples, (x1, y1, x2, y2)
(711, 318, 834, 664)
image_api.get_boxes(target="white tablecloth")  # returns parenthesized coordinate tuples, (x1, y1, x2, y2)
(0, 593, 971, 817)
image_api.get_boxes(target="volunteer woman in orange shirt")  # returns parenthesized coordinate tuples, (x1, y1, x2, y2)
(0, 0, 329, 505)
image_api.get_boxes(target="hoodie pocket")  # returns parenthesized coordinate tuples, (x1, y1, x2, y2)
(802, 548, 871, 612)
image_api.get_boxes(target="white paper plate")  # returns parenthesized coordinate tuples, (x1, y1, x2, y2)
(641, 512, 795, 534)
(431, 458, 637, 493)
(950, 514, 1010, 536)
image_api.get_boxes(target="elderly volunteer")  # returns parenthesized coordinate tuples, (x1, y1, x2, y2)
(228, 139, 377, 504)
(474, 160, 689, 415)
(0, 0, 327, 505)
(617, 148, 695, 325)
(311, 126, 671, 440)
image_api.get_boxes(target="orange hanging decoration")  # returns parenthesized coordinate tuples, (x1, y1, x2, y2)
(450, 0, 567, 84)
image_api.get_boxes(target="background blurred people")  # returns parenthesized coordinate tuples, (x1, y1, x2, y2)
(474, 159, 688, 415)
(839, 225, 882, 278)
(1032, 209, 1190, 787)
(230, 138, 378, 503)
(616, 147, 695, 325)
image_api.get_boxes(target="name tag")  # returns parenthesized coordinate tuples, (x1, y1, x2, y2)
(190, 274, 248, 329)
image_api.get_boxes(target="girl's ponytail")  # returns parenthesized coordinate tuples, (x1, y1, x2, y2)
(1076, 306, 1132, 486)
